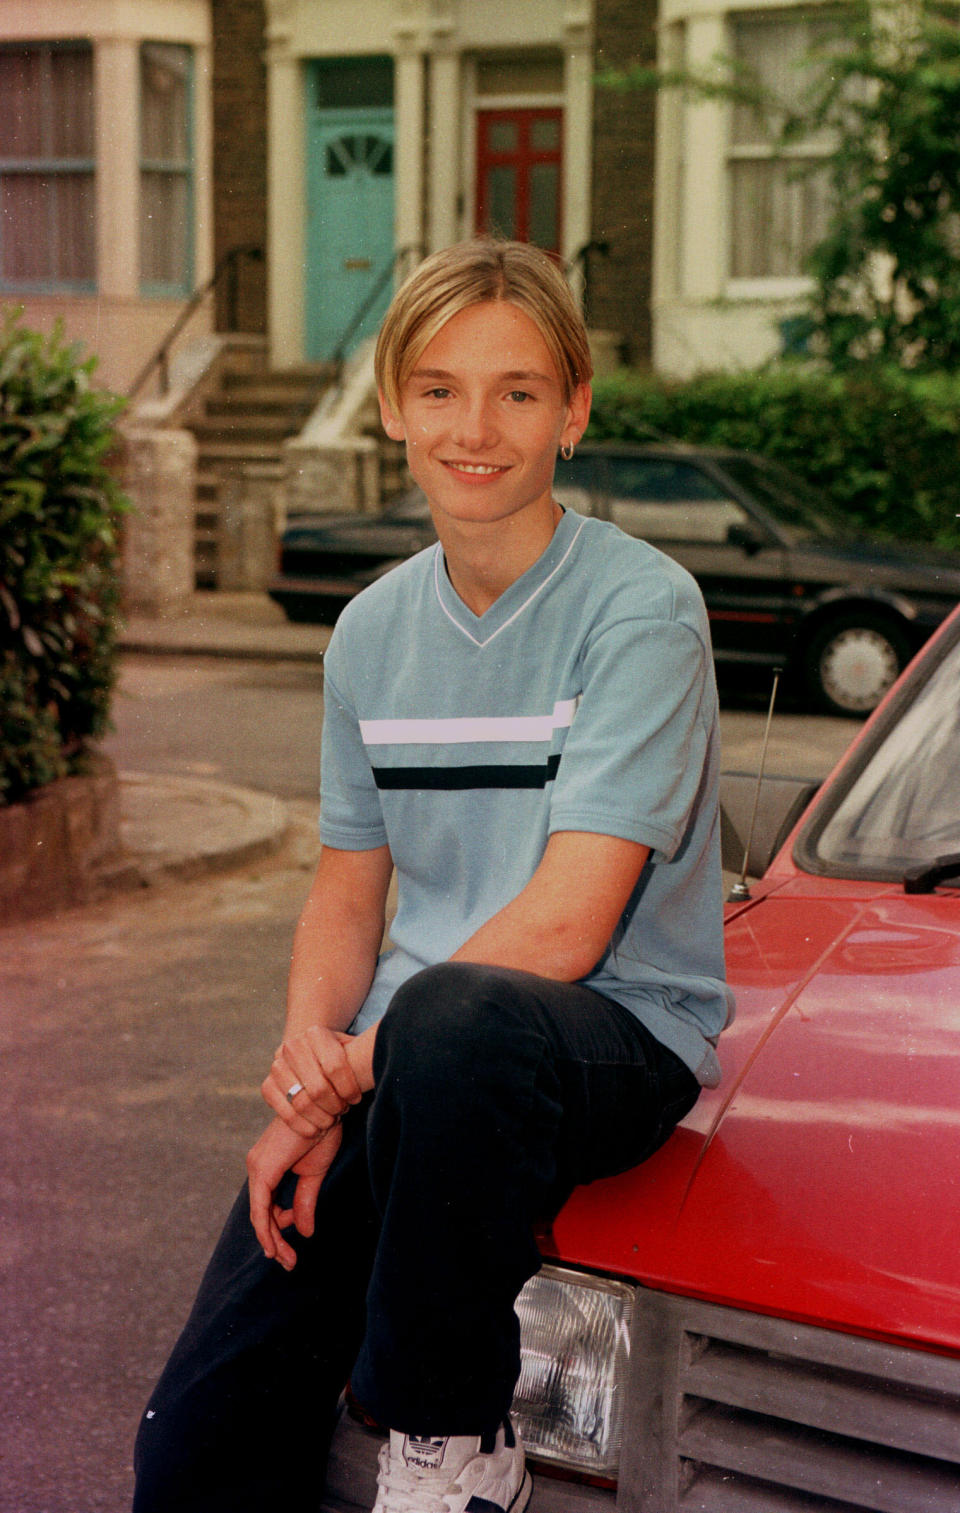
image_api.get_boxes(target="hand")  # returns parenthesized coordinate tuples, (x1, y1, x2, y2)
(246, 1117, 342, 1271)
(261, 1025, 363, 1138)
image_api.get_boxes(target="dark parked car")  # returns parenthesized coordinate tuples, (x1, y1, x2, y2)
(268, 444, 960, 716)
(318, 604, 960, 1512)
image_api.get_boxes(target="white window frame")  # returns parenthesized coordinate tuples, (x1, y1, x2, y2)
(725, 7, 834, 293)
(139, 41, 195, 299)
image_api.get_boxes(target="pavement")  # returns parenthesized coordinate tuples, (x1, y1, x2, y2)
(109, 592, 332, 895)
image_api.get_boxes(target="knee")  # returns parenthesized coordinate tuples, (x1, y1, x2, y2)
(375, 962, 535, 1082)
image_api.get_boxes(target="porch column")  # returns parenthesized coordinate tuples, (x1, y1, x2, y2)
(266, 42, 306, 367)
(94, 37, 139, 300)
(394, 45, 425, 260)
(428, 47, 460, 252)
(192, 39, 214, 286)
(679, 14, 727, 301)
(562, 1, 593, 277)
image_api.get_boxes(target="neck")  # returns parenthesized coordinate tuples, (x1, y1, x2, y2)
(441, 500, 563, 616)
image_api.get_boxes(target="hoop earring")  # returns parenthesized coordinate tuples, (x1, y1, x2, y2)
(560, 442, 575, 462)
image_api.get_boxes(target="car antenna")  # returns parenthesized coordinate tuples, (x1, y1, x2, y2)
(728, 668, 782, 904)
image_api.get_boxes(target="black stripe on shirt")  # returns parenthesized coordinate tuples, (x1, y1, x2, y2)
(371, 753, 562, 790)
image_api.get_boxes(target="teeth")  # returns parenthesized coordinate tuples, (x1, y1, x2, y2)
(449, 462, 502, 475)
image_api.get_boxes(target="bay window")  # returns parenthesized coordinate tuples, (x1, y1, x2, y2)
(0, 42, 96, 290)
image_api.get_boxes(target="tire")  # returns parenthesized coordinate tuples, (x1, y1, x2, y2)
(803, 612, 910, 718)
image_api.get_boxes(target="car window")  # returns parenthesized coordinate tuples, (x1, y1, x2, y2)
(553, 453, 601, 517)
(719, 456, 845, 542)
(805, 626, 960, 876)
(555, 454, 598, 492)
(604, 459, 750, 544)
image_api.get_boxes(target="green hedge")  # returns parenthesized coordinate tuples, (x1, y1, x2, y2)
(586, 365, 960, 553)
(0, 313, 127, 804)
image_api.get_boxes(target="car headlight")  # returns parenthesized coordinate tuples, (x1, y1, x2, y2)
(512, 1263, 635, 1476)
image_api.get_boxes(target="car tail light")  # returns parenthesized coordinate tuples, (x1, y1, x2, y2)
(512, 1263, 635, 1476)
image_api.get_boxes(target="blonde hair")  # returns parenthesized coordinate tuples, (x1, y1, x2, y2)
(375, 239, 593, 413)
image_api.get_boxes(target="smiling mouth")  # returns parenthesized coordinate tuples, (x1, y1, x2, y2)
(443, 461, 508, 476)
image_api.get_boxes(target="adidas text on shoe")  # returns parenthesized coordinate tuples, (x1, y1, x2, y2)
(372, 1418, 531, 1513)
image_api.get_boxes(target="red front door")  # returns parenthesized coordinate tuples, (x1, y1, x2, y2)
(475, 108, 562, 253)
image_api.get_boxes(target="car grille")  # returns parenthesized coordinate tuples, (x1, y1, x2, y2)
(317, 1285, 960, 1512)
(625, 1291, 960, 1511)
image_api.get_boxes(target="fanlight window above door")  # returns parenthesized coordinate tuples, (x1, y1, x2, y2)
(325, 134, 393, 178)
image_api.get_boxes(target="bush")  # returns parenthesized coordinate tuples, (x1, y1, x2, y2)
(587, 365, 960, 552)
(0, 312, 127, 804)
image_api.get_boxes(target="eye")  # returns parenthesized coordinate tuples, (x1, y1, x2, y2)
(508, 390, 533, 403)
(424, 386, 450, 399)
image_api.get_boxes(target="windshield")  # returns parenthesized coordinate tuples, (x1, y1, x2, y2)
(802, 624, 960, 877)
(720, 456, 847, 544)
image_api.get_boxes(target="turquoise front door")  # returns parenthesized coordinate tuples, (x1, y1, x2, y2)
(305, 105, 396, 361)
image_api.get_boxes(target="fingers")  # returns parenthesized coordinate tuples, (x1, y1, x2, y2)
(248, 1165, 292, 1268)
(246, 1119, 318, 1271)
(260, 1067, 327, 1138)
(261, 1027, 363, 1134)
(250, 1120, 345, 1270)
(291, 1025, 364, 1110)
(291, 1122, 344, 1238)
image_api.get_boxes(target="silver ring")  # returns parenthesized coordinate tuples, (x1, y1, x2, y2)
(285, 1081, 304, 1104)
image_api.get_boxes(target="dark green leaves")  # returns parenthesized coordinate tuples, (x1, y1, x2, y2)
(0, 312, 128, 803)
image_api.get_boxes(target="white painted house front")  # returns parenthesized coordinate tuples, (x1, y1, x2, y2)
(0, 0, 848, 388)
(264, 0, 594, 369)
(0, 0, 214, 392)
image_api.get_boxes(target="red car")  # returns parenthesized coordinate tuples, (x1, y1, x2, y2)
(321, 607, 960, 1511)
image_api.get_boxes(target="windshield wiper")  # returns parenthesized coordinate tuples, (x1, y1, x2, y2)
(904, 853, 960, 894)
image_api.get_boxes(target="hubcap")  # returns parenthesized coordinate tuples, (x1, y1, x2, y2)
(820, 627, 900, 713)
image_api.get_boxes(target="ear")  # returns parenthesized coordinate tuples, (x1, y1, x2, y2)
(561, 382, 592, 451)
(378, 388, 406, 442)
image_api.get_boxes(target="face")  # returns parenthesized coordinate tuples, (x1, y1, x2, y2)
(379, 300, 590, 536)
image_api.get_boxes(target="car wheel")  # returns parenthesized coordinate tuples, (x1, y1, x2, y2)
(804, 613, 910, 717)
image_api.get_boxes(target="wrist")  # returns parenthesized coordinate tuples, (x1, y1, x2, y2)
(344, 1026, 377, 1092)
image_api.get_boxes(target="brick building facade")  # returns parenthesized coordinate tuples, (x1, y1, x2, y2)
(211, 0, 268, 334)
(590, 0, 657, 365)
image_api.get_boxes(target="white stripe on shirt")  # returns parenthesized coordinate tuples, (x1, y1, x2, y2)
(359, 698, 579, 746)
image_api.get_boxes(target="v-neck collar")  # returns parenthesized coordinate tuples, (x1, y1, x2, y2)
(432, 508, 585, 649)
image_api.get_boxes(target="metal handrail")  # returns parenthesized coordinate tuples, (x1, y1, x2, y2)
(329, 242, 422, 372)
(564, 239, 610, 322)
(127, 244, 264, 401)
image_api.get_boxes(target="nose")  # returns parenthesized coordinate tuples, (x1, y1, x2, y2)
(451, 395, 498, 452)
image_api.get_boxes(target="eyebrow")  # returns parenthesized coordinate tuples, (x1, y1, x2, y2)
(409, 367, 556, 385)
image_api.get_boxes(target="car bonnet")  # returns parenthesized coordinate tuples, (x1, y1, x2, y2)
(543, 877, 960, 1356)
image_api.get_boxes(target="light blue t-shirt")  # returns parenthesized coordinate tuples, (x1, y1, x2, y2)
(319, 508, 734, 1086)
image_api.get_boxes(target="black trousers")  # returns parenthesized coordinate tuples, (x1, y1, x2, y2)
(132, 963, 699, 1512)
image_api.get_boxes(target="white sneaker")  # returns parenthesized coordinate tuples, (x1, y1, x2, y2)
(372, 1418, 532, 1513)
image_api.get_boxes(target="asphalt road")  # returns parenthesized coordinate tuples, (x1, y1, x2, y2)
(0, 830, 321, 1513)
(103, 656, 326, 800)
(2, 655, 861, 1512)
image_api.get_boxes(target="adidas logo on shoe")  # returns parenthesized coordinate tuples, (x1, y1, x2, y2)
(403, 1434, 449, 1471)
(373, 1417, 531, 1513)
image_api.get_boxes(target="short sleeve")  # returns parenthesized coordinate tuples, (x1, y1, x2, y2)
(548, 613, 711, 861)
(319, 635, 389, 850)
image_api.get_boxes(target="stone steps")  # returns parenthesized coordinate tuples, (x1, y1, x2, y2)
(188, 362, 333, 588)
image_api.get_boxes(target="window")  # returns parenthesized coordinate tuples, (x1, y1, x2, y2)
(314, 56, 393, 109)
(728, 13, 833, 280)
(476, 109, 563, 254)
(0, 42, 95, 290)
(140, 43, 193, 296)
(604, 459, 748, 543)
